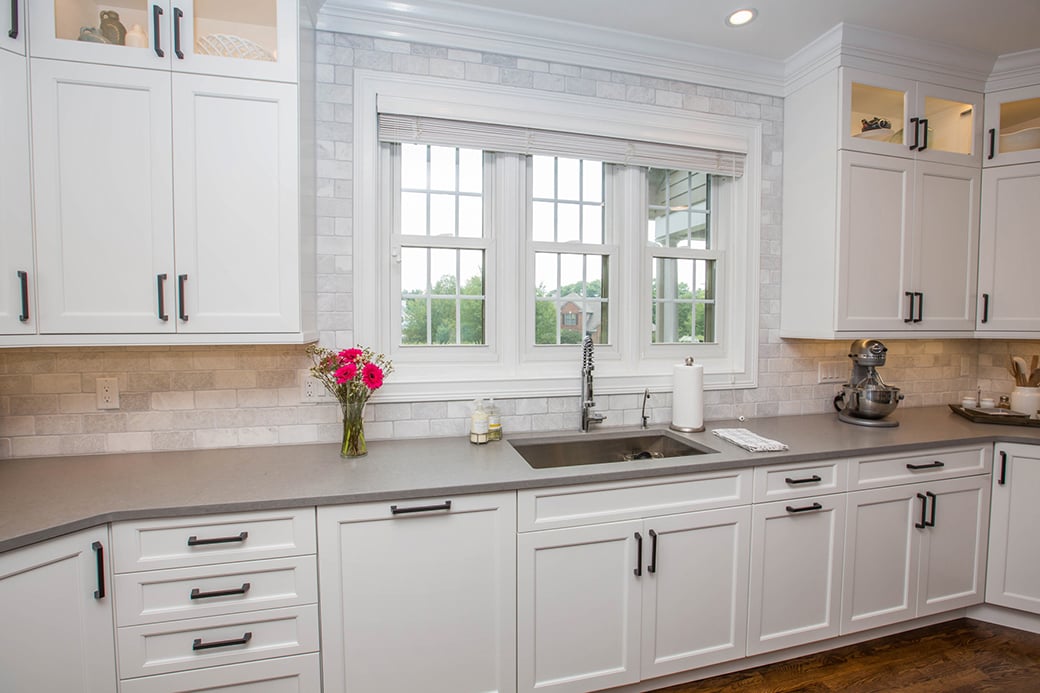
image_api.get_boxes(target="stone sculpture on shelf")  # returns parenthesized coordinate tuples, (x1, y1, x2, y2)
(99, 10, 127, 45)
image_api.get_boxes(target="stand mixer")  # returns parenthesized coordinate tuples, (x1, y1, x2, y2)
(833, 339, 904, 428)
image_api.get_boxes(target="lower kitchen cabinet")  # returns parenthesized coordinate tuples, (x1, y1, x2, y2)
(118, 653, 320, 693)
(987, 443, 1040, 614)
(842, 475, 990, 634)
(317, 492, 517, 693)
(0, 527, 117, 692)
(747, 494, 846, 655)
(517, 506, 751, 693)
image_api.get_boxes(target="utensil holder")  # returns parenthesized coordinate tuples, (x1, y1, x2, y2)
(1010, 386, 1040, 418)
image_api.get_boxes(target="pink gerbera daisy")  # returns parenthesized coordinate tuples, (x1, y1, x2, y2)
(361, 362, 384, 390)
(334, 362, 358, 384)
(339, 348, 363, 362)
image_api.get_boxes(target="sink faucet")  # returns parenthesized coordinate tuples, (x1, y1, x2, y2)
(581, 335, 606, 432)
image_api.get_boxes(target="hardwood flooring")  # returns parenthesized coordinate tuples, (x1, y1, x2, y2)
(648, 619, 1040, 693)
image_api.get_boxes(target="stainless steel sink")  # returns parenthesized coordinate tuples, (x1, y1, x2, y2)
(509, 429, 717, 469)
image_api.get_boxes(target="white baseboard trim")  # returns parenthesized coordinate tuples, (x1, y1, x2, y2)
(967, 604, 1040, 634)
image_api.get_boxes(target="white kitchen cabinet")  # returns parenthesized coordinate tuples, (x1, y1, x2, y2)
(0, 46, 34, 334)
(983, 85, 1040, 167)
(28, 0, 296, 82)
(841, 68, 982, 166)
(842, 474, 990, 635)
(986, 443, 1040, 614)
(318, 493, 517, 693)
(747, 494, 845, 655)
(976, 162, 1040, 333)
(0, 0, 24, 55)
(119, 653, 320, 693)
(0, 527, 117, 692)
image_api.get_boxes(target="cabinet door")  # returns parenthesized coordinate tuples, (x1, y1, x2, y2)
(0, 528, 117, 692)
(916, 475, 989, 616)
(912, 83, 982, 166)
(842, 68, 915, 157)
(984, 85, 1040, 167)
(842, 485, 920, 634)
(748, 495, 845, 655)
(0, 0, 24, 54)
(172, 74, 300, 334)
(987, 444, 1040, 613)
(320, 493, 516, 693)
(836, 151, 914, 331)
(0, 48, 33, 334)
(518, 520, 642, 693)
(910, 161, 979, 330)
(28, 0, 171, 69)
(641, 506, 750, 678)
(977, 162, 1040, 332)
(31, 59, 175, 334)
(119, 653, 320, 693)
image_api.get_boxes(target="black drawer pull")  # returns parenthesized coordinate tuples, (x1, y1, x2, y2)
(192, 632, 252, 651)
(157, 273, 168, 321)
(190, 582, 251, 600)
(177, 273, 188, 321)
(925, 491, 937, 527)
(152, 5, 164, 58)
(785, 502, 823, 514)
(173, 6, 184, 59)
(909, 116, 920, 151)
(92, 541, 106, 600)
(981, 293, 989, 323)
(918, 118, 928, 151)
(998, 450, 1007, 485)
(187, 531, 248, 547)
(647, 529, 658, 574)
(988, 128, 996, 160)
(915, 493, 928, 529)
(785, 474, 822, 485)
(906, 461, 944, 470)
(390, 500, 452, 515)
(634, 532, 643, 577)
(17, 270, 29, 322)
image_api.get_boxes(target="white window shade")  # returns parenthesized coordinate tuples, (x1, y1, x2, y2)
(378, 113, 745, 177)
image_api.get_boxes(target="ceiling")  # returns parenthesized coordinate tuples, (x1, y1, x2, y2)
(433, 0, 1040, 62)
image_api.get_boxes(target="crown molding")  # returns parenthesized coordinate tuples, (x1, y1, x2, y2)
(317, 0, 786, 96)
(987, 48, 1040, 92)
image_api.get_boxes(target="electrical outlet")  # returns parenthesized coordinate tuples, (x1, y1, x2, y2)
(818, 361, 847, 384)
(301, 378, 333, 403)
(96, 377, 120, 410)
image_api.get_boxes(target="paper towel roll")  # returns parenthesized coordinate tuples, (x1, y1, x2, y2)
(671, 359, 704, 432)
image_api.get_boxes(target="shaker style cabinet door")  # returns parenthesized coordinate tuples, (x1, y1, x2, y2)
(0, 528, 117, 692)
(31, 59, 176, 334)
(987, 443, 1040, 614)
(0, 47, 34, 334)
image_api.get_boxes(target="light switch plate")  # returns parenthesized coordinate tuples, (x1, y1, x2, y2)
(818, 361, 847, 384)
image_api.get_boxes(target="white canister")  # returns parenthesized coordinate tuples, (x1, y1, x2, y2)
(1010, 386, 1040, 418)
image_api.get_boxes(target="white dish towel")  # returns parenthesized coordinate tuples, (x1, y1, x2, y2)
(711, 428, 789, 452)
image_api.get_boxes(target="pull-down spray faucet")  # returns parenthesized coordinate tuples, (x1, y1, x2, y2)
(581, 335, 606, 432)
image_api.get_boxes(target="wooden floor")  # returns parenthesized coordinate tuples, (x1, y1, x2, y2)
(649, 619, 1040, 693)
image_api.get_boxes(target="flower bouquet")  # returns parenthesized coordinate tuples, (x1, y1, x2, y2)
(306, 344, 393, 457)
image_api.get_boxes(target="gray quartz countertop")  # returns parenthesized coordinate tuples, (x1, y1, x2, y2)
(3, 405, 1039, 553)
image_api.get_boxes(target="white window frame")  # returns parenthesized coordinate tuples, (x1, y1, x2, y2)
(353, 70, 761, 402)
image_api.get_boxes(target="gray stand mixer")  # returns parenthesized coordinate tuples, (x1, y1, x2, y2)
(833, 339, 904, 427)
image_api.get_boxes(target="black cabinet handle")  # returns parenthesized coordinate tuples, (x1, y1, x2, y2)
(173, 6, 184, 59)
(177, 274, 188, 321)
(157, 273, 168, 321)
(152, 5, 164, 57)
(915, 493, 928, 529)
(988, 128, 996, 160)
(918, 118, 928, 151)
(192, 632, 252, 651)
(647, 529, 658, 574)
(17, 270, 29, 322)
(909, 117, 920, 151)
(913, 292, 923, 323)
(786, 502, 823, 513)
(187, 531, 248, 547)
(785, 474, 822, 485)
(925, 491, 937, 527)
(906, 460, 944, 470)
(904, 291, 914, 323)
(634, 532, 642, 577)
(8, 0, 16, 40)
(998, 450, 1007, 485)
(390, 500, 451, 514)
(92, 541, 106, 599)
(981, 293, 990, 324)
(191, 582, 251, 600)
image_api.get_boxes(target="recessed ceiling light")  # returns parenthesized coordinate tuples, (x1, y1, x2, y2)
(726, 8, 757, 27)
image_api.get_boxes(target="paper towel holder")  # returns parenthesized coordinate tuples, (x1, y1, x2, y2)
(670, 357, 705, 433)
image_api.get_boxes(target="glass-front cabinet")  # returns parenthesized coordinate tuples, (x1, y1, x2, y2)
(984, 85, 1040, 167)
(841, 68, 982, 166)
(28, 0, 296, 81)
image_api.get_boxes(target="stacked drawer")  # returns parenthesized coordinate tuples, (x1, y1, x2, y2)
(111, 509, 320, 692)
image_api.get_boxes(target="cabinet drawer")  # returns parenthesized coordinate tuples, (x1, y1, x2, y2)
(517, 468, 752, 532)
(117, 605, 319, 678)
(849, 446, 990, 490)
(119, 653, 320, 693)
(753, 459, 847, 502)
(112, 509, 316, 573)
(114, 556, 317, 627)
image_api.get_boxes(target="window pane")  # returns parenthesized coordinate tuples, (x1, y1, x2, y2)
(401, 192, 427, 236)
(459, 250, 484, 296)
(583, 161, 603, 203)
(429, 194, 456, 237)
(557, 158, 580, 200)
(535, 300, 559, 345)
(648, 169, 710, 249)
(430, 298, 458, 344)
(458, 196, 482, 238)
(401, 144, 427, 189)
(534, 252, 609, 345)
(460, 298, 485, 344)
(557, 203, 580, 243)
(583, 205, 603, 244)
(429, 146, 456, 190)
(430, 248, 457, 293)
(532, 201, 554, 243)
(532, 155, 555, 199)
(401, 247, 427, 294)
(458, 149, 483, 193)
(401, 298, 428, 345)
(651, 257, 716, 343)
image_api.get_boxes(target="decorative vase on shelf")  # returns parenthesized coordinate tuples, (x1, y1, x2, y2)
(340, 400, 367, 458)
(1010, 386, 1040, 419)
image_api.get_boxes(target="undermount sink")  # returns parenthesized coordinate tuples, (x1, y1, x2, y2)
(509, 429, 717, 469)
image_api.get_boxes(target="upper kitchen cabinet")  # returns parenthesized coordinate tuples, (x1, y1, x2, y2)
(842, 68, 983, 167)
(983, 85, 1040, 166)
(0, 44, 34, 335)
(1, 0, 25, 54)
(28, 0, 297, 82)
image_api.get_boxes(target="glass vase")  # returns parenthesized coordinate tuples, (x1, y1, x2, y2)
(340, 400, 367, 458)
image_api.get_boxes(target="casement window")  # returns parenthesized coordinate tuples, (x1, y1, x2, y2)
(353, 72, 760, 401)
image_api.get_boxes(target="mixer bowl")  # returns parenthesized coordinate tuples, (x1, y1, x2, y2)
(840, 385, 902, 419)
